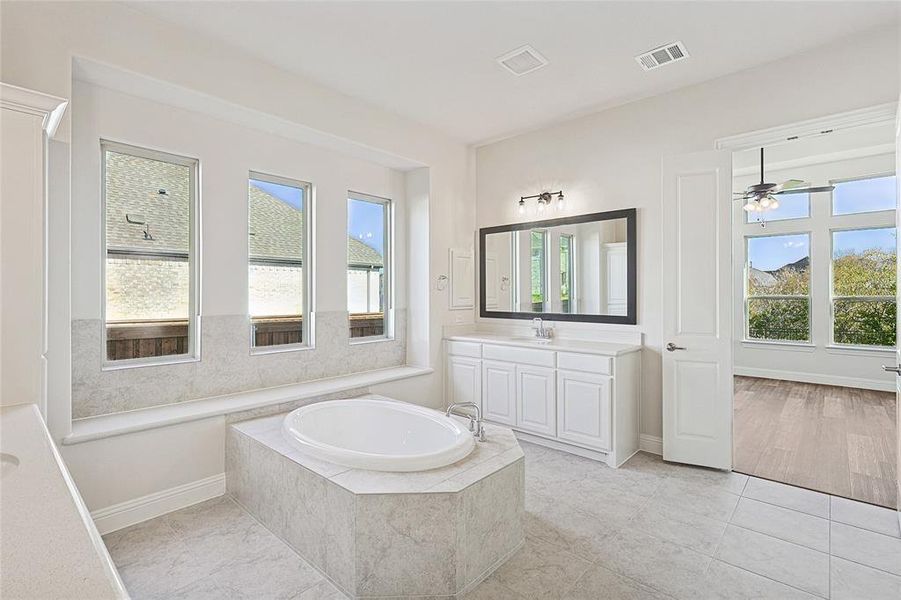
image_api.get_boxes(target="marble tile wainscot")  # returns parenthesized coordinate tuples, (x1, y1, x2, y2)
(226, 414, 525, 599)
(72, 310, 407, 418)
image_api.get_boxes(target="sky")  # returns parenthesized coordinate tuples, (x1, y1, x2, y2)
(748, 175, 896, 269)
(348, 196, 385, 255)
(250, 181, 385, 255)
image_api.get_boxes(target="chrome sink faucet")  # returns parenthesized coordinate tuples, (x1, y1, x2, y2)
(446, 402, 486, 442)
(532, 317, 553, 339)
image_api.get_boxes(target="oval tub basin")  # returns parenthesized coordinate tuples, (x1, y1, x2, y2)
(282, 397, 475, 472)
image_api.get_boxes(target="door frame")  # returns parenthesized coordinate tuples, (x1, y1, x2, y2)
(712, 102, 898, 473)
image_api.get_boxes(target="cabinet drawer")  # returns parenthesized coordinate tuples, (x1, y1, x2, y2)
(483, 344, 554, 367)
(557, 352, 612, 375)
(446, 340, 481, 358)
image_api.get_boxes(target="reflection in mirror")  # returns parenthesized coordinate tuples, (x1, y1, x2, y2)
(480, 210, 635, 323)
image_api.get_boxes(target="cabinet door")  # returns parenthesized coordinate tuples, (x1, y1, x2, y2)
(515, 365, 556, 436)
(446, 356, 481, 407)
(482, 360, 516, 425)
(556, 369, 611, 451)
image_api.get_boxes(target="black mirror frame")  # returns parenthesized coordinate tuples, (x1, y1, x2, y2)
(479, 208, 637, 325)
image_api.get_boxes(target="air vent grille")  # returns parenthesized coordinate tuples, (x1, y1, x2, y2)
(496, 45, 549, 76)
(635, 41, 689, 71)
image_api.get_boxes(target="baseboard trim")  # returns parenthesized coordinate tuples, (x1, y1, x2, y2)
(639, 434, 663, 456)
(91, 473, 226, 535)
(733, 367, 894, 392)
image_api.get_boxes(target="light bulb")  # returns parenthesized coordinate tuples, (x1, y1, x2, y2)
(557, 192, 565, 211)
(537, 201, 545, 214)
(769, 198, 779, 209)
(759, 196, 772, 209)
(742, 202, 755, 212)
(518, 199, 525, 215)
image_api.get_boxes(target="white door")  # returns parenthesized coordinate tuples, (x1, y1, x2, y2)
(662, 150, 733, 469)
(446, 355, 481, 408)
(516, 365, 556, 436)
(557, 370, 611, 451)
(482, 360, 516, 425)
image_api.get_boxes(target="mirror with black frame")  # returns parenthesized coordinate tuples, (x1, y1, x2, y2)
(479, 209, 636, 324)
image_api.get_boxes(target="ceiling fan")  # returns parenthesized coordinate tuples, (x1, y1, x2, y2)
(736, 147, 834, 215)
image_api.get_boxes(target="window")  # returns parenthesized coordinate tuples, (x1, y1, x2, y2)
(560, 234, 574, 313)
(746, 192, 810, 224)
(530, 230, 547, 311)
(832, 175, 896, 215)
(347, 193, 390, 340)
(746, 234, 810, 342)
(831, 228, 896, 347)
(102, 141, 198, 363)
(248, 172, 311, 350)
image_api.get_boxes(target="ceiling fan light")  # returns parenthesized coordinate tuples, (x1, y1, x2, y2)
(769, 198, 780, 210)
(759, 196, 772, 209)
(742, 202, 756, 212)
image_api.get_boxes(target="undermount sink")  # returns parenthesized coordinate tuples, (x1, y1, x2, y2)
(1, 453, 20, 479)
(506, 336, 553, 345)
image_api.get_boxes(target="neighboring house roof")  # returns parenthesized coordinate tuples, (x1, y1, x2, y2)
(749, 268, 776, 288)
(105, 152, 382, 267)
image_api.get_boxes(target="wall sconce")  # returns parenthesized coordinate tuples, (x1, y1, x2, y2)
(519, 190, 564, 215)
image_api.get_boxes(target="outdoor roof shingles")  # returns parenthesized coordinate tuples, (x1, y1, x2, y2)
(105, 152, 382, 267)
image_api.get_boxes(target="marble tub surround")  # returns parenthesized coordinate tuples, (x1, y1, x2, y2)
(72, 310, 406, 418)
(226, 411, 524, 598)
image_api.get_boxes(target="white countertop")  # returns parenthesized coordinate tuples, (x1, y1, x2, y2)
(445, 333, 641, 357)
(0, 404, 127, 600)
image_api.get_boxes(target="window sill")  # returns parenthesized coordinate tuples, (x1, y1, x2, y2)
(349, 336, 395, 346)
(101, 354, 200, 371)
(63, 365, 432, 445)
(825, 344, 896, 357)
(250, 343, 314, 356)
(740, 340, 815, 352)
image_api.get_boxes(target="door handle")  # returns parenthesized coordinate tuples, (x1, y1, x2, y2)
(882, 365, 901, 375)
(666, 342, 686, 352)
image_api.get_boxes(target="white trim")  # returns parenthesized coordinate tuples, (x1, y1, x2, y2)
(0, 82, 68, 136)
(716, 103, 897, 151)
(732, 144, 895, 177)
(512, 429, 610, 462)
(740, 340, 816, 352)
(733, 366, 893, 392)
(91, 473, 226, 535)
(63, 365, 432, 445)
(639, 434, 663, 456)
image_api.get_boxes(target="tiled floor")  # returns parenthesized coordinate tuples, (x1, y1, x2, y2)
(104, 442, 901, 599)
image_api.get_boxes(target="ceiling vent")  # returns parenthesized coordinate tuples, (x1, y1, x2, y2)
(635, 41, 689, 71)
(496, 45, 549, 76)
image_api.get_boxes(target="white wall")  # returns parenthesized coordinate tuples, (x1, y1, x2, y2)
(733, 147, 896, 391)
(1, 1, 474, 511)
(476, 25, 899, 439)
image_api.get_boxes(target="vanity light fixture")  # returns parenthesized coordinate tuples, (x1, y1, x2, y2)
(519, 190, 565, 215)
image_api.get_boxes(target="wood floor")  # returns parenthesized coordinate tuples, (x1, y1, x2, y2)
(733, 376, 897, 508)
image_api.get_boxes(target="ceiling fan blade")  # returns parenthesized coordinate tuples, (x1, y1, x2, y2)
(780, 179, 806, 190)
(774, 185, 835, 195)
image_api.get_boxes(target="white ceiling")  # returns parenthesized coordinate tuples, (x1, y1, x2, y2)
(129, 1, 899, 145)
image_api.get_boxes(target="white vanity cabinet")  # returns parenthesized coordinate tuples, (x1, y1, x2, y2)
(481, 360, 516, 425)
(445, 335, 641, 467)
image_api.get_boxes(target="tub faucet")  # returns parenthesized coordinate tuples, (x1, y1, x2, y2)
(446, 402, 486, 442)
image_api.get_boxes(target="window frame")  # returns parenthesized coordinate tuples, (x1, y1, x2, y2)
(559, 233, 575, 313)
(247, 170, 315, 355)
(347, 191, 393, 344)
(528, 228, 549, 312)
(100, 139, 201, 369)
(828, 224, 896, 349)
(830, 172, 897, 217)
(744, 231, 812, 345)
